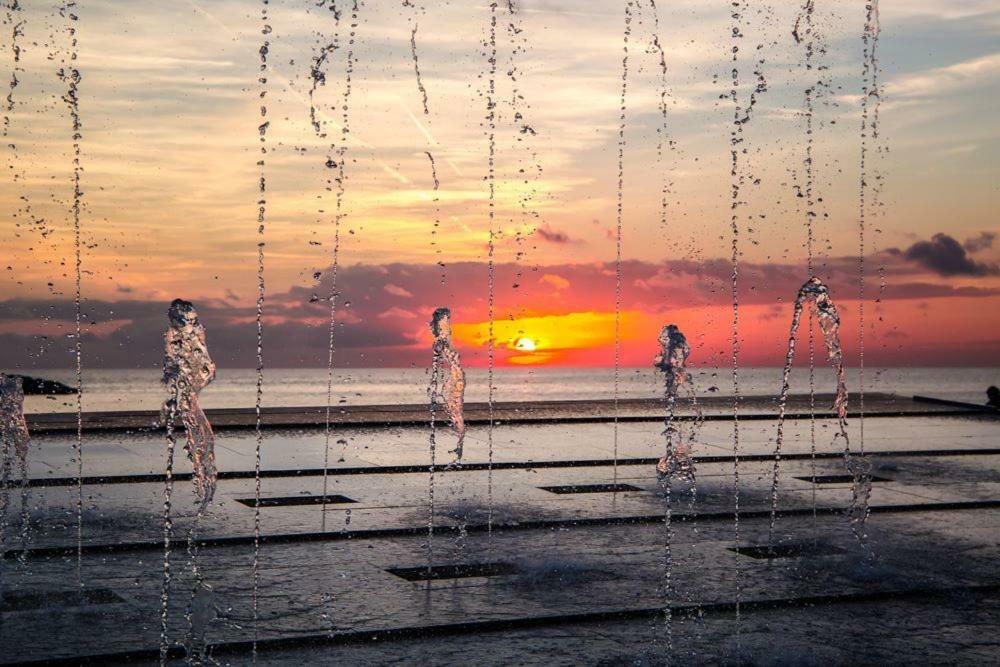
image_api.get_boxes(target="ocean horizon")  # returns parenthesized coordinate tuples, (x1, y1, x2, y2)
(14, 366, 999, 414)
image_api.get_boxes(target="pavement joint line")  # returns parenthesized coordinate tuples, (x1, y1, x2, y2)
(6, 498, 1000, 560)
(10, 447, 1000, 489)
(12, 582, 1000, 665)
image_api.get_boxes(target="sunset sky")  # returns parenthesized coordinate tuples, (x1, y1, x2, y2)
(1, 0, 998, 369)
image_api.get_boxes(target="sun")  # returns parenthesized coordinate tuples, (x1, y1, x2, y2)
(513, 336, 537, 351)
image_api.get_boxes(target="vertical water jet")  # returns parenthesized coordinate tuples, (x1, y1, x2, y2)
(484, 0, 498, 546)
(857, 0, 881, 508)
(59, 0, 85, 591)
(728, 0, 745, 646)
(252, 0, 272, 659)
(612, 0, 632, 486)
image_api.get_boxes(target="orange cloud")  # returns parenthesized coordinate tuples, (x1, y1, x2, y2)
(540, 273, 571, 290)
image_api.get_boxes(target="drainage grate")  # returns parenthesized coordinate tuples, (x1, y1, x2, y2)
(795, 475, 891, 484)
(387, 562, 519, 582)
(729, 543, 843, 560)
(234, 494, 357, 508)
(1, 588, 124, 612)
(538, 483, 642, 494)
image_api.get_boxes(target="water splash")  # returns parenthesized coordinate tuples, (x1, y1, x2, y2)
(430, 308, 466, 462)
(162, 300, 217, 509)
(0, 374, 30, 564)
(0, 375, 29, 464)
(765, 278, 872, 553)
(651, 323, 699, 656)
(612, 0, 632, 486)
(654, 326, 697, 481)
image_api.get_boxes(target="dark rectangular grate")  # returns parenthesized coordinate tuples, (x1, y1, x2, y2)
(235, 494, 357, 508)
(795, 475, 891, 484)
(729, 543, 843, 560)
(387, 562, 519, 582)
(538, 483, 642, 494)
(1, 588, 124, 612)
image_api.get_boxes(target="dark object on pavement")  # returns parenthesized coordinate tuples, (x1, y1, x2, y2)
(988, 386, 1000, 409)
(7, 374, 77, 395)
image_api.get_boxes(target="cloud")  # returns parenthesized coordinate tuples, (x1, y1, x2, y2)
(540, 273, 570, 290)
(889, 53, 1000, 100)
(3, 246, 998, 371)
(535, 224, 573, 244)
(377, 307, 419, 319)
(384, 284, 414, 298)
(902, 233, 999, 276)
(964, 231, 996, 253)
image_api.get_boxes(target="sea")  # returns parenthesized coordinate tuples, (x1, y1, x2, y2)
(13, 367, 1000, 414)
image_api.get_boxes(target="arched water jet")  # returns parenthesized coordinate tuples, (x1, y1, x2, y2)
(765, 277, 873, 554)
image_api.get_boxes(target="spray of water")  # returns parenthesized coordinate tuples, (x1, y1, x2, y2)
(612, 0, 631, 487)
(430, 308, 467, 462)
(252, 0, 271, 659)
(2, 0, 23, 138)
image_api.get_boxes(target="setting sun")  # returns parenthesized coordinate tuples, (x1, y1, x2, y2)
(514, 337, 537, 351)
